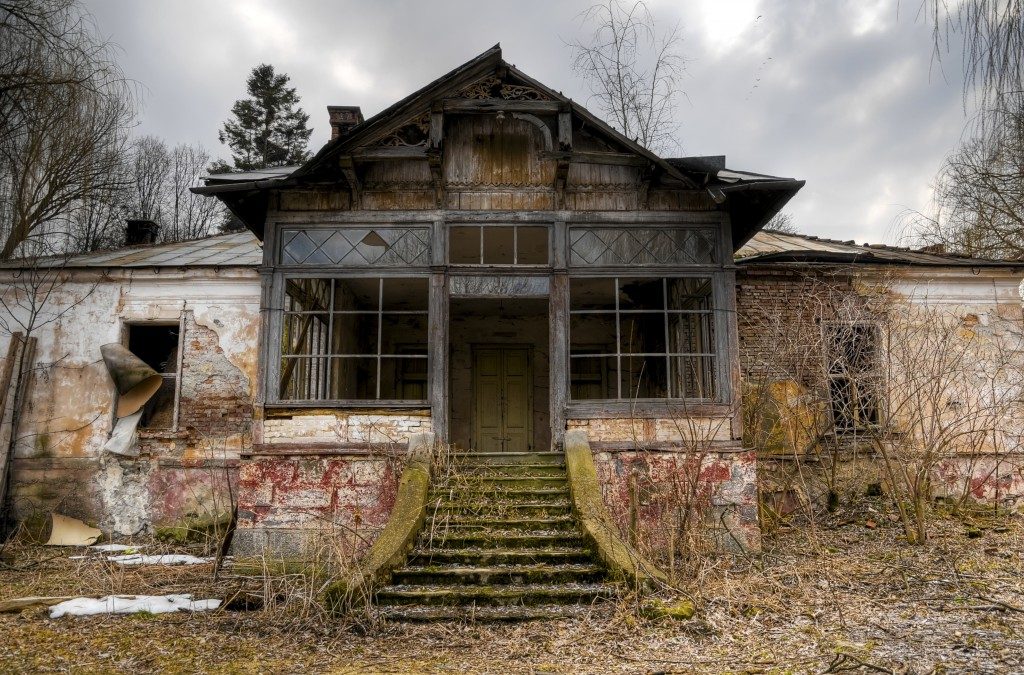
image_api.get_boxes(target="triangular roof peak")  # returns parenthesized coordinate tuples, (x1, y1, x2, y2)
(294, 44, 694, 185)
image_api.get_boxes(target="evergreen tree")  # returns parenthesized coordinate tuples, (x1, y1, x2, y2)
(216, 64, 312, 171)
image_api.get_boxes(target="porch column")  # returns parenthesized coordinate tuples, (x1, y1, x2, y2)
(429, 271, 449, 443)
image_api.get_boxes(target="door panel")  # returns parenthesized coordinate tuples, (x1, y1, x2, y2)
(472, 347, 532, 452)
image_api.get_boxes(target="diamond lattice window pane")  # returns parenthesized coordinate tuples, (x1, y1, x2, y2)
(279, 228, 430, 266)
(569, 227, 717, 266)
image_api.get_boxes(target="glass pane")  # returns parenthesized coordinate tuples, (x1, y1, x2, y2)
(380, 357, 428, 400)
(618, 278, 664, 310)
(381, 314, 427, 355)
(570, 356, 617, 400)
(281, 228, 430, 266)
(330, 357, 378, 399)
(667, 277, 713, 311)
(570, 278, 615, 311)
(620, 355, 668, 399)
(483, 227, 515, 264)
(570, 314, 616, 351)
(517, 226, 549, 264)
(331, 313, 378, 356)
(279, 356, 331, 400)
(620, 313, 667, 354)
(670, 355, 716, 399)
(569, 227, 718, 266)
(281, 312, 330, 356)
(381, 278, 428, 311)
(450, 226, 480, 263)
(668, 312, 715, 354)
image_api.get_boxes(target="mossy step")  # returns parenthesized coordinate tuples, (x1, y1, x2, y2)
(429, 487, 568, 499)
(429, 501, 572, 517)
(452, 452, 566, 466)
(391, 563, 605, 586)
(435, 476, 568, 490)
(455, 464, 567, 477)
(408, 547, 594, 566)
(425, 515, 577, 532)
(375, 582, 617, 607)
(375, 603, 598, 622)
(419, 531, 584, 549)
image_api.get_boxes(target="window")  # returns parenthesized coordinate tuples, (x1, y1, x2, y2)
(449, 225, 549, 265)
(569, 277, 717, 400)
(127, 323, 180, 429)
(279, 277, 428, 402)
(569, 227, 717, 267)
(280, 227, 430, 266)
(824, 323, 880, 431)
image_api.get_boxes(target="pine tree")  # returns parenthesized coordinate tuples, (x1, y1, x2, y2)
(216, 64, 313, 171)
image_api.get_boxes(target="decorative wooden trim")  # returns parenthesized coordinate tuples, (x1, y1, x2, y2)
(541, 150, 649, 167)
(442, 99, 561, 114)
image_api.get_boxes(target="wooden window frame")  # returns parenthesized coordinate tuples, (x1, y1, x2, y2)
(120, 316, 185, 432)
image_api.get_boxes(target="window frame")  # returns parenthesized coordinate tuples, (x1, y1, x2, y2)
(447, 223, 552, 267)
(567, 273, 725, 404)
(121, 316, 185, 432)
(821, 320, 882, 433)
(271, 272, 431, 407)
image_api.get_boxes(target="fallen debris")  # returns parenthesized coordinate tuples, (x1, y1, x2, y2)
(43, 514, 101, 547)
(49, 594, 221, 618)
(0, 596, 75, 614)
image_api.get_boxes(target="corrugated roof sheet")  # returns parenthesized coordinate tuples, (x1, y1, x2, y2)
(737, 230, 1020, 267)
(2, 232, 263, 269)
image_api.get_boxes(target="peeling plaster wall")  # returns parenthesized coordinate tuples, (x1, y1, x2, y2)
(262, 412, 431, 445)
(738, 265, 1024, 510)
(0, 268, 260, 534)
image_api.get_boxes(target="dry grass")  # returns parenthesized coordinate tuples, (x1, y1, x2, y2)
(1, 499, 1022, 673)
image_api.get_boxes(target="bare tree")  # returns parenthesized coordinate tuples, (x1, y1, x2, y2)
(764, 212, 799, 235)
(126, 135, 170, 224)
(569, 0, 684, 154)
(167, 143, 223, 242)
(0, 0, 136, 259)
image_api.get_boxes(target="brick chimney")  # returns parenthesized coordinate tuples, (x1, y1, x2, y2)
(327, 106, 363, 140)
(125, 219, 159, 246)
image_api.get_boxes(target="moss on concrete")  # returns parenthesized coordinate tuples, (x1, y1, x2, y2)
(564, 430, 667, 589)
(155, 512, 232, 545)
(324, 432, 434, 613)
(641, 598, 696, 621)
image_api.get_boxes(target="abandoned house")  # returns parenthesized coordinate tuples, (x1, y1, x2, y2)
(1, 46, 1022, 615)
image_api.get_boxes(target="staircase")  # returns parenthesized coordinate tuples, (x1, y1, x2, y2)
(373, 450, 618, 621)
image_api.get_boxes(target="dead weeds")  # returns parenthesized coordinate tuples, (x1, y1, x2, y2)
(1, 501, 1022, 673)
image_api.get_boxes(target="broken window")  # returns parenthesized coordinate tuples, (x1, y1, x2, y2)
(127, 323, 180, 429)
(823, 322, 880, 431)
(569, 277, 717, 400)
(279, 277, 429, 402)
(449, 224, 549, 265)
(279, 227, 431, 266)
(568, 227, 717, 266)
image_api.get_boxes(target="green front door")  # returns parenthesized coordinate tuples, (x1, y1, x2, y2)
(472, 347, 532, 452)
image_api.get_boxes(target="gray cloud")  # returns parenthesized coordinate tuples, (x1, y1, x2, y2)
(84, 0, 974, 244)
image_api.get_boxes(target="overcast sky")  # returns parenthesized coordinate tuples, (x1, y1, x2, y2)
(83, 0, 974, 245)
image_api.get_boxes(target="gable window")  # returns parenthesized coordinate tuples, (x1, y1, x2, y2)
(278, 277, 428, 402)
(449, 224, 549, 265)
(824, 322, 880, 431)
(127, 323, 181, 429)
(569, 277, 717, 401)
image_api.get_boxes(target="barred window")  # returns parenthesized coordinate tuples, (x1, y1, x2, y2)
(824, 322, 880, 431)
(279, 277, 428, 402)
(569, 277, 717, 401)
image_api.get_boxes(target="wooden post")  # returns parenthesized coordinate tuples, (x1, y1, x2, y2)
(549, 273, 569, 448)
(0, 334, 36, 533)
(429, 272, 449, 444)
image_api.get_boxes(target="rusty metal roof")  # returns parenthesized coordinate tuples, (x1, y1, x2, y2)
(737, 230, 1021, 267)
(2, 232, 263, 269)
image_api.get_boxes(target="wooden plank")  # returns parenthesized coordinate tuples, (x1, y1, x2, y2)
(428, 272, 449, 443)
(0, 335, 34, 527)
(549, 273, 569, 448)
(442, 99, 562, 114)
(541, 150, 649, 167)
(557, 110, 572, 151)
(352, 146, 428, 161)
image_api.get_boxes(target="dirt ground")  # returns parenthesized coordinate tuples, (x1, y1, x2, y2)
(1, 502, 1022, 674)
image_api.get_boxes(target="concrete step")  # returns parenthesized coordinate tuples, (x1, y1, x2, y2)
(428, 486, 569, 501)
(419, 530, 584, 550)
(375, 582, 617, 607)
(450, 464, 568, 477)
(451, 451, 566, 466)
(375, 603, 600, 622)
(407, 547, 594, 566)
(435, 476, 568, 490)
(391, 563, 605, 586)
(429, 500, 573, 518)
(425, 515, 577, 533)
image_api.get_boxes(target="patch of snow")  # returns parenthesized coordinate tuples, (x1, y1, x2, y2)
(107, 554, 213, 566)
(90, 544, 143, 553)
(49, 594, 221, 618)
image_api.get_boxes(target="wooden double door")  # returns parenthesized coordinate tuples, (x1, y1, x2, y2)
(472, 347, 532, 452)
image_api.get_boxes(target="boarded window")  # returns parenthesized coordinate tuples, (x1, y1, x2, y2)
(127, 324, 180, 429)
(824, 323, 880, 431)
(279, 277, 429, 402)
(569, 277, 717, 400)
